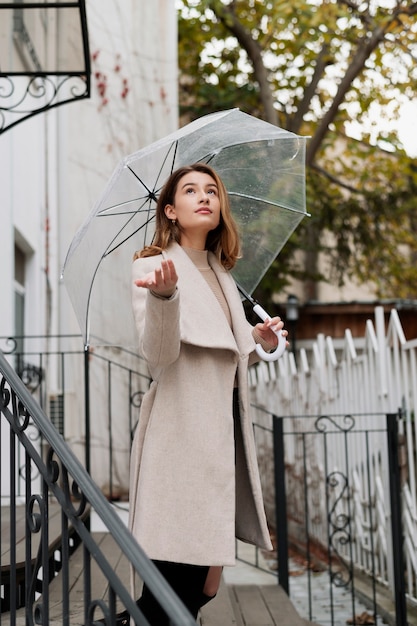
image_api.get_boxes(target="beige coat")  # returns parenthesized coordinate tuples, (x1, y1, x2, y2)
(129, 242, 273, 566)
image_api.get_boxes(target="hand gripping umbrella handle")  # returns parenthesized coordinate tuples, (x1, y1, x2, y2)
(253, 303, 287, 361)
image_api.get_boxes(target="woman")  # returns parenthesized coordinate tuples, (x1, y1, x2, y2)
(129, 163, 287, 623)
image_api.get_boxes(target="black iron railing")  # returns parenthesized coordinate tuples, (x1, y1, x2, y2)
(1, 334, 410, 625)
(250, 404, 408, 626)
(0, 335, 151, 498)
(0, 349, 196, 624)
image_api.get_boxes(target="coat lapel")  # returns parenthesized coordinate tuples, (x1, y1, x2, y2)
(209, 252, 256, 358)
(163, 243, 254, 356)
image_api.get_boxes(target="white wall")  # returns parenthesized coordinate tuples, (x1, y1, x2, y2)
(55, 0, 179, 481)
(1, 0, 178, 491)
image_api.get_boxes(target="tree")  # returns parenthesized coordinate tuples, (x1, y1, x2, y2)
(178, 0, 417, 304)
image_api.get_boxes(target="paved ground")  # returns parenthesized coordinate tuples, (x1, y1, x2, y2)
(288, 562, 384, 626)
(224, 541, 385, 626)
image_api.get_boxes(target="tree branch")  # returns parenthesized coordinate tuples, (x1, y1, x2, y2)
(307, 0, 417, 165)
(211, 2, 278, 125)
(310, 163, 362, 194)
(306, 25, 387, 166)
(289, 43, 331, 134)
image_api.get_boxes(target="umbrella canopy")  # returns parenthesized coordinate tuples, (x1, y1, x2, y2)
(62, 109, 308, 349)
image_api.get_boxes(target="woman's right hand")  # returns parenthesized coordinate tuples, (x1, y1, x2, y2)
(134, 259, 178, 298)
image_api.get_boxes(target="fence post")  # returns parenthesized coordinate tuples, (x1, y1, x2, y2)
(273, 414, 289, 594)
(386, 411, 408, 626)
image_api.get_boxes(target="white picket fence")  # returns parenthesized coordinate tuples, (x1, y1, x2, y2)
(249, 306, 417, 605)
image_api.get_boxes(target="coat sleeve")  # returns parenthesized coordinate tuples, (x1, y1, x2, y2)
(131, 257, 181, 368)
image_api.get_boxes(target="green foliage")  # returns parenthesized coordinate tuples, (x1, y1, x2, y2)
(178, 0, 417, 305)
(308, 142, 417, 298)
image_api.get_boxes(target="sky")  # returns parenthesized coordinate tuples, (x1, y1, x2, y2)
(397, 101, 417, 157)
(346, 99, 417, 158)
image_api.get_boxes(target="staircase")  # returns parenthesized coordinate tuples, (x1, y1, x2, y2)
(1, 349, 317, 625)
(0, 350, 195, 625)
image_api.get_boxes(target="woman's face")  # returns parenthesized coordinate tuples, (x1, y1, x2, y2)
(165, 171, 221, 248)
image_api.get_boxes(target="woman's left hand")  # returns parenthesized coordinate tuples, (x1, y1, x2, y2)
(255, 316, 289, 348)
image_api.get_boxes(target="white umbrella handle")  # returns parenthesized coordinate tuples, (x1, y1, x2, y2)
(253, 303, 287, 361)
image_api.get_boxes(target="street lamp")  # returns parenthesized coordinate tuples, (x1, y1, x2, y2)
(286, 294, 299, 360)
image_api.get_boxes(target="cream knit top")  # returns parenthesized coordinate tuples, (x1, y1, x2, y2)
(183, 247, 232, 327)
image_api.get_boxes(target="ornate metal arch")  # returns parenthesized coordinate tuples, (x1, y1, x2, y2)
(0, 1, 90, 134)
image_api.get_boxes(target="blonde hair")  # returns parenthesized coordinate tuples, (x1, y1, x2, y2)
(133, 163, 241, 270)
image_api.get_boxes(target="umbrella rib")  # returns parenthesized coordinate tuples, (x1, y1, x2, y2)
(82, 207, 154, 344)
(169, 140, 179, 174)
(98, 205, 156, 216)
(103, 214, 155, 257)
(228, 190, 307, 214)
(97, 196, 152, 217)
(126, 165, 158, 202)
(126, 140, 179, 200)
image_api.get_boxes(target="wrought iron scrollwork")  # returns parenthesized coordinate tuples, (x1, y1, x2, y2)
(14, 398, 31, 433)
(316, 414, 355, 433)
(46, 446, 87, 518)
(0, 374, 11, 408)
(46, 447, 61, 485)
(327, 470, 352, 587)
(27, 494, 44, 535)
(87, 599, 112, 624)
(0, 336, 18, 354)
(0, 74, 89, 133)
(16, 361, 44, 394)
(0, 0, 90, 134)
(130, 390, 144, 439)
(131, 390, 144, 409)
(1, 375, 31, 432)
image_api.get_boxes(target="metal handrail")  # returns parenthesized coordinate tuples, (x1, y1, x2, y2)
(0, 349, 196, 625)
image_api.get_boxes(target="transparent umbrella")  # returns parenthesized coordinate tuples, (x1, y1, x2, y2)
(62, 109, 308, 359)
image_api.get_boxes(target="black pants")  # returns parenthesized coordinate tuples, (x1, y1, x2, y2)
(137, 560, 210, 624)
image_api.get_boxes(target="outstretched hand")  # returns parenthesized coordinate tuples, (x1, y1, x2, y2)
(134, 259, 178, 298)
(255, 316, 289, 349)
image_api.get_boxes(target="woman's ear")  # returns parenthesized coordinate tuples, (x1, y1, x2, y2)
(165, 204, 176, 220)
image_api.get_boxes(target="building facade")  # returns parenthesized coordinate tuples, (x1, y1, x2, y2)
(0, 0, 178, 494)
